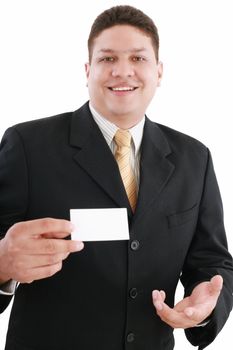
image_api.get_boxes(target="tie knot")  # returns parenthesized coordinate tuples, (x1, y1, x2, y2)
(114, 129, 131, 148)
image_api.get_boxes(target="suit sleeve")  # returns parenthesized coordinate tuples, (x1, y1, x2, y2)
(180, 149, 233, 349)
(0, 127, 29, 313)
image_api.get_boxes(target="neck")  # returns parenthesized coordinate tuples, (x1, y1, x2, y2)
(90, 104, 144, 129)
(112, 118, 141, 130)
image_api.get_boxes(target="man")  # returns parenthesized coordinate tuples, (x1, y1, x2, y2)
(0, 5, 232, 350)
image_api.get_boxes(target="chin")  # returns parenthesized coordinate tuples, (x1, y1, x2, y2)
(111, 110, 134, 119)
(108, 104, 134, 115)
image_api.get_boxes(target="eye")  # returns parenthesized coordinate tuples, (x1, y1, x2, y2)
(100, 57, 115, 62)
(132, 56, 145, 62)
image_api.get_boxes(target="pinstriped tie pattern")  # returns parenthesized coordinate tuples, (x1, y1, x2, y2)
(114, 129, 137, 212)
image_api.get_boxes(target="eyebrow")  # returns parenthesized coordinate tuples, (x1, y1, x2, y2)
(97, 48, 148, 54)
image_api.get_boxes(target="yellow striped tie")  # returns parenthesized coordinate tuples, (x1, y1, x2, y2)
(114, 129, 137, 212)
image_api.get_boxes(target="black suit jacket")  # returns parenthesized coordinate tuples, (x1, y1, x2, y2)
(0, 102, 233, 350)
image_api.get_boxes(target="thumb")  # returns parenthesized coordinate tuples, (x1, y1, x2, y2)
(210, 275, 223, 295)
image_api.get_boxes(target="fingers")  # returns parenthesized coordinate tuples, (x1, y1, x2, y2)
(28, 237, 84, 255)
(210, 275, 223, 294)
(14, 252, 70, 269)
(152, 294, 198, 329)
(0, 218, 84, 283)
(7, 218, 83, 255)
(184, 275, 223, 320)
(152, 292, 183, 328)
(22, 262, 65, 283)
(160, 290, 166, 301)
(152, 290, 166, 302)
(152, 290, 166, 311)
(9, 218, 73, 238)
(3, 240, 84, 283)
(152, 275, 224, 329)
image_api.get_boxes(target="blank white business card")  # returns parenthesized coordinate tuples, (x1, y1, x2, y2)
(70, 208, 129, 241)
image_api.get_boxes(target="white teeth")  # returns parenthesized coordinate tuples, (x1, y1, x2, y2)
(111, 87, 135, 91)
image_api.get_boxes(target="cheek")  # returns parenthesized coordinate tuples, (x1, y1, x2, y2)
(88, 74, 106, 99)
(89, 69, 105, 88)
(145, 71, 159, 89)
(137, 67, 157, 83)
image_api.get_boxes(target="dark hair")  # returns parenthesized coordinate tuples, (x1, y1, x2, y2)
(88, 5, 159, 62)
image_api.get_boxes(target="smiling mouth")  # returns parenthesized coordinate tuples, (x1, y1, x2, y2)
(108, 87, 138, 92)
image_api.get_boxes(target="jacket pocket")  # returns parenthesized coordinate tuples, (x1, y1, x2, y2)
(167, 203, 198, 228)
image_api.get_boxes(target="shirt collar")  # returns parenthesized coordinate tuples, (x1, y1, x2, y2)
(89, 103, 145, 156)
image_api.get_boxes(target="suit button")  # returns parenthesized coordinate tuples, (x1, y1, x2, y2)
(127, 333, 135, 343)
(129, 288, 138, 299)
(131, 240, 140, 250)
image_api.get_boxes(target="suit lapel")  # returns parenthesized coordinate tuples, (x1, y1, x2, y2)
(133, 118, 175, 221)
(69, 103, 174, 220)
(69, 102, 132, 213)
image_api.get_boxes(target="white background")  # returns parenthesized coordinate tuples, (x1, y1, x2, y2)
(0, 0, 232, 348)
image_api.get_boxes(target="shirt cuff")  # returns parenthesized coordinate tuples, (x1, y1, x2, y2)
(0, 280, 18, 295)
(194, 319, 210, 327)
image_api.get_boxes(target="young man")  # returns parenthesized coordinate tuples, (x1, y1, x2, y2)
(0, 5, 232, 350)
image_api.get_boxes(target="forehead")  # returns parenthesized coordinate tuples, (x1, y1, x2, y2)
(92, 25, 154, 55)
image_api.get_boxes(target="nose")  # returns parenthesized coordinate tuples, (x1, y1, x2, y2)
(111, 60, 135, 78)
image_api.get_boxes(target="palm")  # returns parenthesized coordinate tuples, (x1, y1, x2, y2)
(175, 278, 220, 318)
(152, 275, 223, 328)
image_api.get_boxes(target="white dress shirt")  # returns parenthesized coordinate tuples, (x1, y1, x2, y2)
(89, 103, 145, 192)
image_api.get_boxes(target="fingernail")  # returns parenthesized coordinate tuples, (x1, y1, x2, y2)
(75, 241, 84, 250)
(70, 223, 76, 231)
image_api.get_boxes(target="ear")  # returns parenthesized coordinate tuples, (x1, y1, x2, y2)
(85, 63, 90, 79)
(157, 61, 163, 86)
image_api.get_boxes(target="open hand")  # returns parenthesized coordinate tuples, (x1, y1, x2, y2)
(152, 275, 223, 328)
